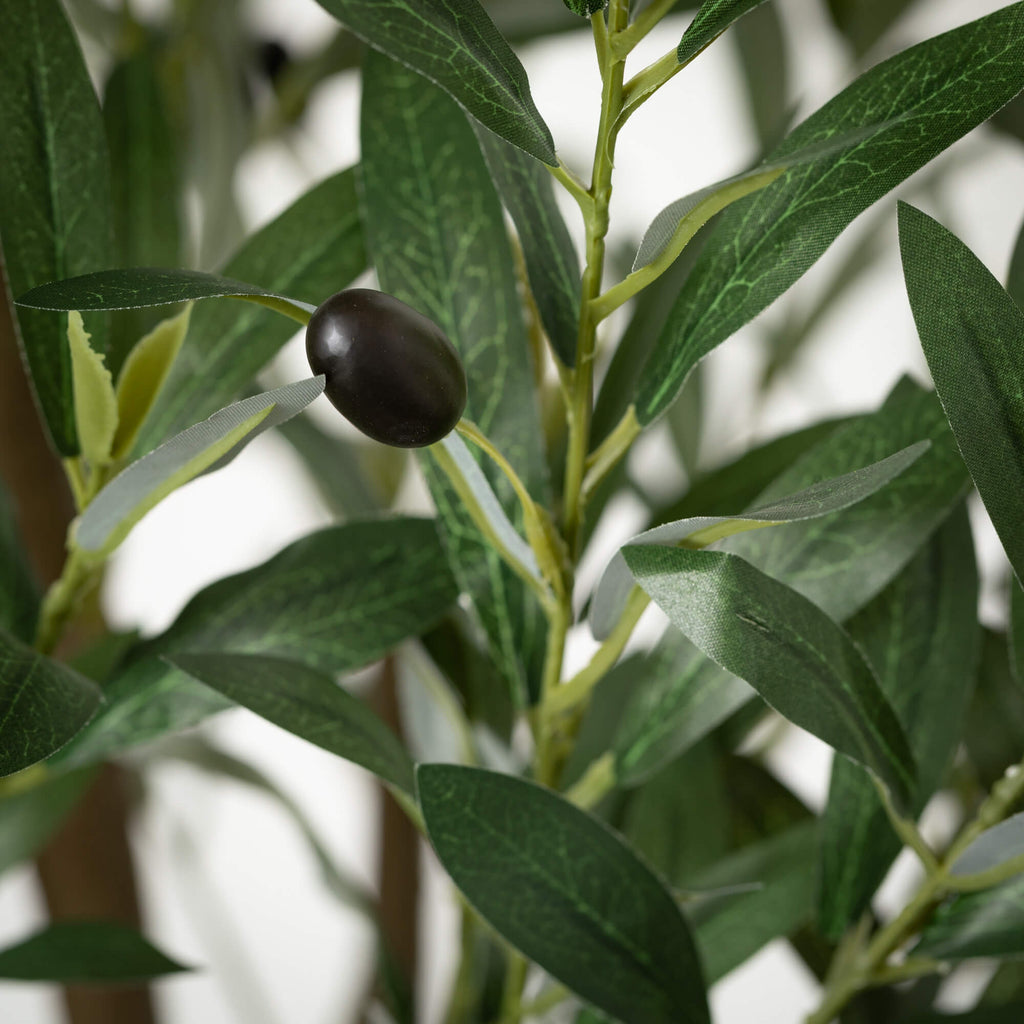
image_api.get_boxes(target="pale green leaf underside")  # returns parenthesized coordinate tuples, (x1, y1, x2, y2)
(313, 0, 556, 164)
(67, 311, 118, 467)
(418, 764, 710, 1024)
(952, 812, 1024, 878)
(637, 2, 1024, 425)
(75, 376, 324, 554)
(915, 874, 1024, 961)
(624, 545, 916, 811)
(591, 441, 927, 640)
(899, 201, 1024, 585)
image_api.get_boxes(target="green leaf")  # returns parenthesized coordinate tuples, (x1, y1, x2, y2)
(951, 812, 1024, 878)
(0, 767, 95, 876)
(636, 3, 1024, 426)
(0, 479, 40, 644)
(915, 874, 1024, 961)
(688, 822, 818, 983)
(472, 123, 580, 366)
(0, 921, 188, 982)
(899, 202, 1024, 585)
(623, 545, 917, 811)
(734, 1, 790, 152)
(103, 45, 183, 362)
(313, 0, 555, 165)
(610, 631, 753, 786)
(361, 52, 549, 703)
(168, 653, 416, 797)
(0, 626, 102, 777)
(67, 311, 118, 467)
(418, 764, 710, 1024)
(57, 518, 457, 765)
(818, 506, 980, 938)
(563, 1, 607, 16)
(18, 267, 315, 320)
(677, 1, 772, 64)
(1008, 213, 1024, 309)
(825, 0, 920, 58)
(111, 305, 192, 460)
(135, 168, 366, 453)
(592, 441, 928, 639)
(75, 377, 323, 555)
(655, 417, 852, 522)
(966, 629, 1024, 791)
(1012, 580, 1024, 691)
(722, 377, 970, 622)
(0, 0, 112, 454)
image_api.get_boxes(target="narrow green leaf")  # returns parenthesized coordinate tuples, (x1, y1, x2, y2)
(825, 0, 920, 57)
(18, 267, 315, 319)
(76, 377, 324, 555)
(621, 741, 732, 888)
(0, 0, 112, 453)
(655, 417, 851, 522)
(915, 874, 1024, 961)
(103, 45, 183, 365)
(734, 1, 790, 152)
(135, 168, 366, 453)
(169, 653, 416, 797)
(313, 0, 555, 165)
(1012, 580, 1024, 691)
(899, 202, 1024, 584)
(472, 123, 580, 366)
(361, 52, 549, 703)
(1008, 213, 1024, 309)
(611, 632, 753, 786)
(688, 822, 818, 983)
(418, 764, 710, 1024)
(111, 305, 192, 460)
(0, 479, 40, 644)
(592, 441, 927, 639)
(0, 767, 95, 876)
(818, 506, 980, 938)
(677, 1, 772, 64)
(966, 630, 1024, 791)
(57, 518, 457, 765)
(67, 311, 118, 467)
(951, 813, 1024, 878)
(637, 3, 1024, 426)
(624, 545, 916, 811)
(0, 626, 102, 777)
(0, 921, 188, 982)
(722, 377, 970, 622)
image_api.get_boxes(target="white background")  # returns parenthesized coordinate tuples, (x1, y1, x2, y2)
(1, 0, 1022, 1021)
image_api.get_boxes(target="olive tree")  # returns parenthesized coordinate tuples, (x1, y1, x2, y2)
(2, 1, 1024, 1022)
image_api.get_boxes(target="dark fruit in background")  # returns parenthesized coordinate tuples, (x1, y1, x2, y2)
(305, 289, 468, 448)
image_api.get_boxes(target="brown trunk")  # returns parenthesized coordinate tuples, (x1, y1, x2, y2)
(0, 272, 155, 1024)
(372, 657, 420, 1014)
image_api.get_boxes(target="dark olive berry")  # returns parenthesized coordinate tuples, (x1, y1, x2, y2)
(305, 288, 468, 448)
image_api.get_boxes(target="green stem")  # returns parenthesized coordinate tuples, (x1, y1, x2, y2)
(34, 546, 100, 656)
(544, 587, 649, 718)
(547, 160, 592, 214)
(564, 752, 616, 810)
(807, 751, 1024, 1023)
(612, 0, 681, 57)
(498, 953, 528, 1024)
(581, 406, 642, 501)
(872, 775, 938, 874)
(561, 1, 629, 558)
(443, 904, 479, 1024)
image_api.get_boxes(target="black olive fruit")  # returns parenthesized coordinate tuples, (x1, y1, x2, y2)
(305, 289, 468, 448)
